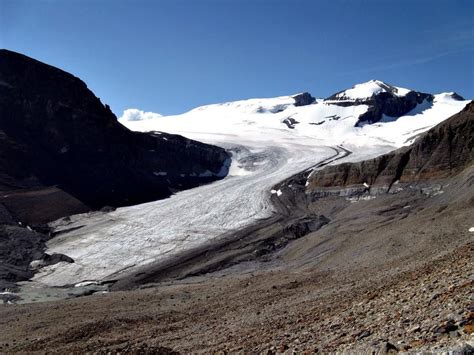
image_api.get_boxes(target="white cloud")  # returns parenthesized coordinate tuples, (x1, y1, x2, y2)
(119, 108, 162, 121)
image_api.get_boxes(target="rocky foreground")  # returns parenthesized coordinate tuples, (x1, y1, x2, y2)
(0, 232, 471, 353)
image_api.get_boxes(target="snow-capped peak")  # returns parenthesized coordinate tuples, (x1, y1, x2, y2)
(330, 80, 412, 101)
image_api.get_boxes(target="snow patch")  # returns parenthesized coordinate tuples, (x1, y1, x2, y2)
(271, 189, 283, 197)
(74, 281, 99, 287)
(347, 195, 376, 203)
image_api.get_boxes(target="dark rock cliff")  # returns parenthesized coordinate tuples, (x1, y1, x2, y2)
(308, 101, 473, 193)
(0, 49, 230, 212)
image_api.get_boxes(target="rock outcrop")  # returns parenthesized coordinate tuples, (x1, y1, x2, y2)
(308, 101, 473, 194)
(354, 90, 433, 126)
(293, 92, 315, 107)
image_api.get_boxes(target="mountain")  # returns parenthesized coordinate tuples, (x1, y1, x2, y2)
(0, 49, 230, 217)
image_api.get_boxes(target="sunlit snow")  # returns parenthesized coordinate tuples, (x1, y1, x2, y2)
(333, 79, 411, 100)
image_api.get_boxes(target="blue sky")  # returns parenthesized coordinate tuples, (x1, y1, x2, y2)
(1, 0, 473, 116)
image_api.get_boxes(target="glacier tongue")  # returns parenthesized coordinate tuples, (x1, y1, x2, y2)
(29, 88, 470, 288)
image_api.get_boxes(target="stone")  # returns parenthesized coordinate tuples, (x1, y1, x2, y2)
(378, 341, 399, 354)
(357, 330, 372, 340)
(434, 320, 458, 334)
(463, 323, 474, 334)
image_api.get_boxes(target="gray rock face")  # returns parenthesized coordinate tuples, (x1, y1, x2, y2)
(284, 216, 330, 239)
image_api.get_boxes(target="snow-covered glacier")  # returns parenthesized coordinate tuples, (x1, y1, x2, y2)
(30, 81, 470, 288)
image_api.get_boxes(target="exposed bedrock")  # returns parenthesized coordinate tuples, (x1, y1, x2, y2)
(0, 223, 72, 293)
(292, 92, 316, 107)
(356, 91, 434, 126)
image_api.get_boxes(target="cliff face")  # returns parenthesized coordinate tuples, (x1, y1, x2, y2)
(0, 49, 230, 211)
(308, 101, 473, 193)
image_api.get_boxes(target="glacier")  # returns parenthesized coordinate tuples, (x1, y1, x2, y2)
(28, 81, 470, 289)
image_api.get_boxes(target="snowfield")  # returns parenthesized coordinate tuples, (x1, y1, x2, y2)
(30, 81, 470, 288)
